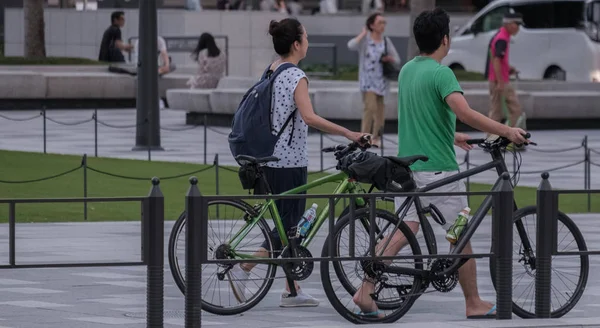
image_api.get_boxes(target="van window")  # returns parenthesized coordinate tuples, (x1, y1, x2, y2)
(512, 1, 584, 29)
(467, 5, 510, 35)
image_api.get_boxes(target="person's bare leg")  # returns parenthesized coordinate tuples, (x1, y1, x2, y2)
(456, 241, 495, 317)
(353, 222, 420, 315)
(239, 248, 301, 293)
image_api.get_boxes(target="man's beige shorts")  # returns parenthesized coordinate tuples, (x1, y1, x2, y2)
(394, 171, 468, 231)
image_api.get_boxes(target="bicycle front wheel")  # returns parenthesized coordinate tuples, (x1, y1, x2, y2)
(168, 199, 277, 315)
(489, 205, 589, 318)
(321, 208, 423, 324)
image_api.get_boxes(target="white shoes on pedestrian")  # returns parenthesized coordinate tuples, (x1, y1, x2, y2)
(227, 264, 320, 307)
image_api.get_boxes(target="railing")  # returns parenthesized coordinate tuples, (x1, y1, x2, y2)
(0, 178, 166, 326)
(0, 169, 597, 326)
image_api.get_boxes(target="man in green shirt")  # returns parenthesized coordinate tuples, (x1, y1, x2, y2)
(352, 8, 527, 319)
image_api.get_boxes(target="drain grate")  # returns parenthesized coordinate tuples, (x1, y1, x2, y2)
(124, 310, 185, 318)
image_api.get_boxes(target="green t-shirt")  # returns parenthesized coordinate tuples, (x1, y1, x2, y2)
(397, 56, 463, 172)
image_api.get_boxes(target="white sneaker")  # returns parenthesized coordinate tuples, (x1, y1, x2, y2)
(279, 289, 320, 308)
(227, 265, 251, 303)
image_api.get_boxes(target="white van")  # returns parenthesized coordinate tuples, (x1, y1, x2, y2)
(442, 0, 600, 82)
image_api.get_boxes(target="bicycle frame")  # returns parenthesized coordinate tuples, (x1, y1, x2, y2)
(380, 147, 533, 279)
(228, 170, 368, 259)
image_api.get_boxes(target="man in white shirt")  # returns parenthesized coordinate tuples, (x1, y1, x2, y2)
(133, 36, 172, 76)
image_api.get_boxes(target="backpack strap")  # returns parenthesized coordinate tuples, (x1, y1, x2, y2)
(265, 63, 296, 144)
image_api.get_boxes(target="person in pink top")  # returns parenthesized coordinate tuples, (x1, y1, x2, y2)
(484, 12, 523, 130)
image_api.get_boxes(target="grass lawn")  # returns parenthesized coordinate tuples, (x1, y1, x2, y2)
(0, 150, 596, 223)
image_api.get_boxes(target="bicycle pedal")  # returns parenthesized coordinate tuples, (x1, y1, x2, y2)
(369, 293, 378, 301)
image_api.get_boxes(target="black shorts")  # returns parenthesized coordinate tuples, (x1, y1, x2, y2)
(259, 166, 308, 252)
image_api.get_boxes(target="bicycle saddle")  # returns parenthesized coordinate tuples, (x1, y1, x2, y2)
(235, 155, 280, 165)
(385, 155, 429, 167)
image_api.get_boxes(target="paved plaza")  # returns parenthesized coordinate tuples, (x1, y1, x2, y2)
(0, 108, 600, 327)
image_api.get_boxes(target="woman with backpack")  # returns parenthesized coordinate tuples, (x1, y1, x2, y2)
(227, 17, 367, 308)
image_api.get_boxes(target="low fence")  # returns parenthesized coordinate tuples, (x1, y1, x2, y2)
(0, 167, 597, 326)
(0, 178, 166, 325)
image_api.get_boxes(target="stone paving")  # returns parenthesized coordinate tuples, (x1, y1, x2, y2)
(1, 108, 600, 327)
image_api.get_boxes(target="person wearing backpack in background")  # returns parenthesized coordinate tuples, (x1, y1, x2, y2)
(227, 17, 367, 308)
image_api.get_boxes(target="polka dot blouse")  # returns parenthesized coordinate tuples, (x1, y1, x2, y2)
(266, 65, 309, 169)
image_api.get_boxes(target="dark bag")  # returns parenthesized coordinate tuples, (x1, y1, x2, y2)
(337, 151, 415, 192)
(228, 63, 297, 161)
(381, 37, 400, 81)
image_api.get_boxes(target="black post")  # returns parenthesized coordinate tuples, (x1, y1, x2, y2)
(94, 109, 98, 157)
(9, 202, 15, 266)
(83, 154, 88, 221)
(133, 0, 163, 152)
(203, 114, 208, 165)
(42, 107, 47, 154)
(185, 177, 203, 328)
(215, 154, 220, 219)
(146, 177, 164, 327)
(535, 172, 554, 318)
(494, 172, 513, 320)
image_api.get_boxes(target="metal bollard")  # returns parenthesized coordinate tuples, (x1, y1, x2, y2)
(185, 177, 203, 328)
(535, 172, 554, 318)
(494, 172, 513, 320)
(146, 177, 164, 328)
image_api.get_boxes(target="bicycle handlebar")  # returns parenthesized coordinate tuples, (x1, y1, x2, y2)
(466, 133, 536, 149)
(321, 135, 371, 159)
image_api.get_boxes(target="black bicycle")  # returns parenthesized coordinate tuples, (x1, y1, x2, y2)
(321, 134, 589, 324)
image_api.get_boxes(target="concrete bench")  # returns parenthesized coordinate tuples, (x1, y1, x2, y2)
(0, 71, 46, 99)
(168, 85, 600, 123)
(44, 72, 137, 99)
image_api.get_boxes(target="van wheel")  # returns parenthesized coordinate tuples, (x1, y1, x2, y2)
(449, 64, 465, 71)
(544, 66, 566, 81)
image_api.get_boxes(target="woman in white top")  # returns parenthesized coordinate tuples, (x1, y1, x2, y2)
(227, 17, 368, 308)
(348, 13, 400, 148)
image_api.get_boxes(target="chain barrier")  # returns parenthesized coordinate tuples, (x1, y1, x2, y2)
(0, 112, 42, 122)
(518, 160, 586, 175)
(160, 125, 199, 132)
(206, 127, 230, 136)
(590, 148, 600, 156)
(591, 161, 600, 168)
(96, 119, 147, 129)
(45, 116, 95, 126)
(0, 165, 82, 184)
(87, 164, 216, 181)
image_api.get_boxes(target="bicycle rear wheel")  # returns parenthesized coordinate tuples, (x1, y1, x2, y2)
(321, 208, 423, 324)
(168, 200, 277, 315)
(489, 205, 588, 318)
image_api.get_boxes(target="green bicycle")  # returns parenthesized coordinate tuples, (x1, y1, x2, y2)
(167, 138, 421, 315)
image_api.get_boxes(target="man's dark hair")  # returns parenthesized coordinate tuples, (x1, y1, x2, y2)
(413, 8, 450, 55)
(366, 13, 382, 31)
(111, 11, 124, 24)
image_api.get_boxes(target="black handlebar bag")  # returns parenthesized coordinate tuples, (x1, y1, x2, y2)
(337, 151, 415, 192)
